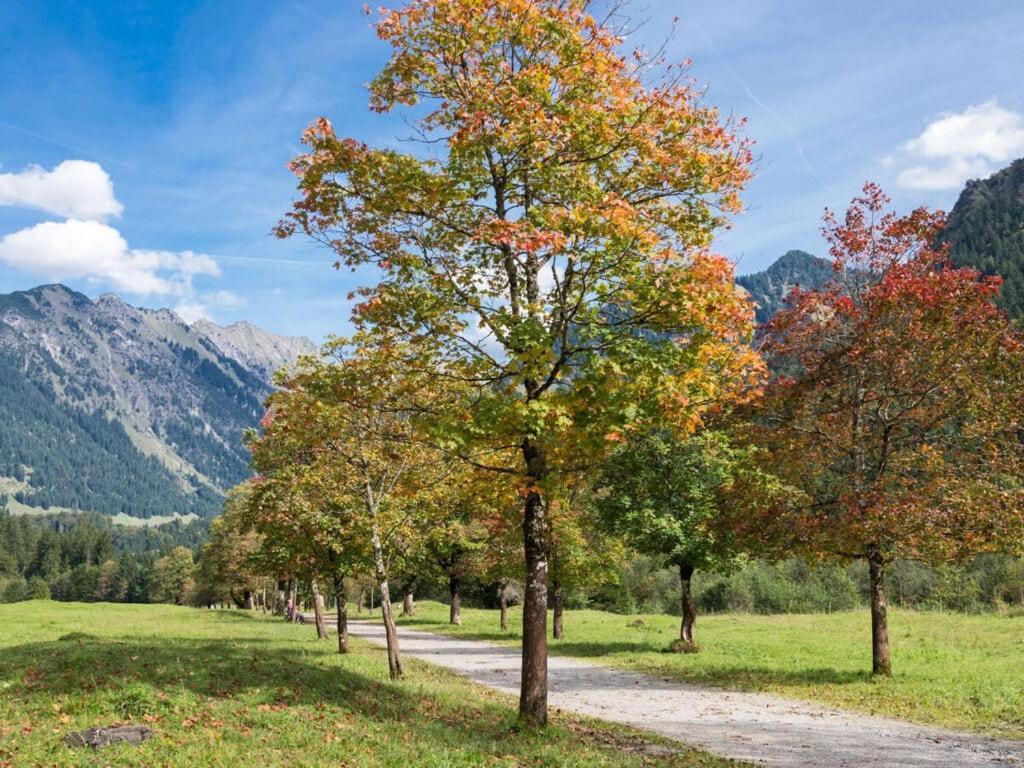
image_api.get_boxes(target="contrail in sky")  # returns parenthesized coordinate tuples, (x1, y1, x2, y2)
(687, 18, 835, 194)
(0, 120, 175, 181)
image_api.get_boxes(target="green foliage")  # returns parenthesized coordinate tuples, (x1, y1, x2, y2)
(0, 510, 207, 604)
(942, 157, 1024, 320)
(148, 546, 196, 605)
(594, 430, 743, 572)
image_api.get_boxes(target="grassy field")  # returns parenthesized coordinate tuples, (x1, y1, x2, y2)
(0, 602, 736, 768)
(394, 601, 1024, 739)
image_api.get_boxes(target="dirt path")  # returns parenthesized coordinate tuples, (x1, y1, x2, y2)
(331, 619, 1022, 767)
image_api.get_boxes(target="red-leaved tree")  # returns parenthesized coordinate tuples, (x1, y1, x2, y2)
(753, 183, 1024, 675)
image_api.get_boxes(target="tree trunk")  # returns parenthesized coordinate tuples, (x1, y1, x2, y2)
(402, 589, 415, 617)
(243, 589, 254, 610)
(679, 563, 696, 652)
(499, 580, 509, 632)
(274, 581, 286, 615)
(357, 586, 366, 614)
(290, 581, 299, 622)
(519, 440, 549, 726)
(449, 575, 462, 625)
(311, 580, 328, 640)
(868, 546, 892, 676)
(333, 574, 349, 654)
(551, 580, 564, 640)
(371, 523, 402, 680)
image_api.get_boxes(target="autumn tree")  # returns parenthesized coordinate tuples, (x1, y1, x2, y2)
(246, 405, 371, 653)
(546, 478, 625, 640)
(416, 473, 490, 625)
(278, 0, 758, 724)
(253, 340, 453, 678)
(755, 183, 1024, 675)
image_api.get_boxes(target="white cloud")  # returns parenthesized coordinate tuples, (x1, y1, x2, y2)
(0, 218, 219, 296)
(174, 302, 213, 324)
(895, 101, 1024, 191)
(0, 160, 123, 220)
(174, 289, 246, 324)
(205, 289, 245, 309)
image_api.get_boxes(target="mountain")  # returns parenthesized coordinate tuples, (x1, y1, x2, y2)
(0, 285, 314, 520)
(192, 319, 314, 382)
(941, 157, 1024, 320)
(735, 249, 835, 324)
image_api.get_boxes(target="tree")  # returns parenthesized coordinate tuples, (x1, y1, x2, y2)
(194, 485, 270, 609)
(251, 341, 450, 677)
(149, 547, 196, 606)
(755, 183, 1024, 675)
(594, 429, 742, 651)
(278, 0, 758, 724)
(546, 478, 625, 640)
(416, 465, 496, 625)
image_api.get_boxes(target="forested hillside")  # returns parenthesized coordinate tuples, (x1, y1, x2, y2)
(735, 250, 835, 324)
(0, 285, 314, 520)
(942, 157, 1024, 320)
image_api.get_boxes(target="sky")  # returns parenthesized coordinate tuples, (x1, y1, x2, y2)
(0, 0, 1022, 343)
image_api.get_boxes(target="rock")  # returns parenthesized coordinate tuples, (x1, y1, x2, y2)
(64, 724, 155, 749)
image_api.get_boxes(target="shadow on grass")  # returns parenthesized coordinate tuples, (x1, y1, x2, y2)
(0, 611, 701, 767)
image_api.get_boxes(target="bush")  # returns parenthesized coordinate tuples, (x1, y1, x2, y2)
(28, 577, 50, 600)
(1, 577, 30, 603)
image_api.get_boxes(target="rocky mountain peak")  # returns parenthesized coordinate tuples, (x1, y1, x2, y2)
(0, 284, 314, 521)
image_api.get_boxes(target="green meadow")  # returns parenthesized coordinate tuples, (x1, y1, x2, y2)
(0, 601, 733, 768)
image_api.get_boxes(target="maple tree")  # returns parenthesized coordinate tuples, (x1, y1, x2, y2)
(278, 0, 759, 724)
(546, 477, 625, 640)
(594, 428, 744, 651)
(754, 183, 1024, 675)
(250, 339, 453, 678)
(415, 465, 494, 625)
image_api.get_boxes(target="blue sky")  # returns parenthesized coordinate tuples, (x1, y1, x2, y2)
(1, 0, 1022, 342)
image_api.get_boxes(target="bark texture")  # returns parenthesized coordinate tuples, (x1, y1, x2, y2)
(519, 439, 549, 726)
(449, 575, 462, 625)
(499, 580, 509, 631)
(868, 547, 892, 676)
(311, 580, 328, 640)
(371, 522, 402, 680)
(679, 563, 696, 652)
(333, 574, 349, 654)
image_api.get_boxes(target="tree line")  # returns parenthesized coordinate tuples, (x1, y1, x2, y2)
(186, 0, 1024, 729)
(30, 0, 1024, 731)
(0, 511, 207, 604)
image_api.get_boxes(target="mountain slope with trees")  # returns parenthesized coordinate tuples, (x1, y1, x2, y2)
(0, 284, 313, 520)
(941, 157, 1024, 320)
(735, 250, 835, 324)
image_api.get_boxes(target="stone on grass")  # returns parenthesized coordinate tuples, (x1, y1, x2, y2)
(64, 724, 155, 749)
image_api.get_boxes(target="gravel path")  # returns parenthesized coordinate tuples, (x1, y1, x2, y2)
(334, 619, 1022, 767)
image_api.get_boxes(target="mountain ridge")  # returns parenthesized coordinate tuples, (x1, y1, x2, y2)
(0, 284, 315, 520)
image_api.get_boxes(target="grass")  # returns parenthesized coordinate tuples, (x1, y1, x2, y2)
(0, 601, 737, 768)
(392, 601, 1024, 740)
